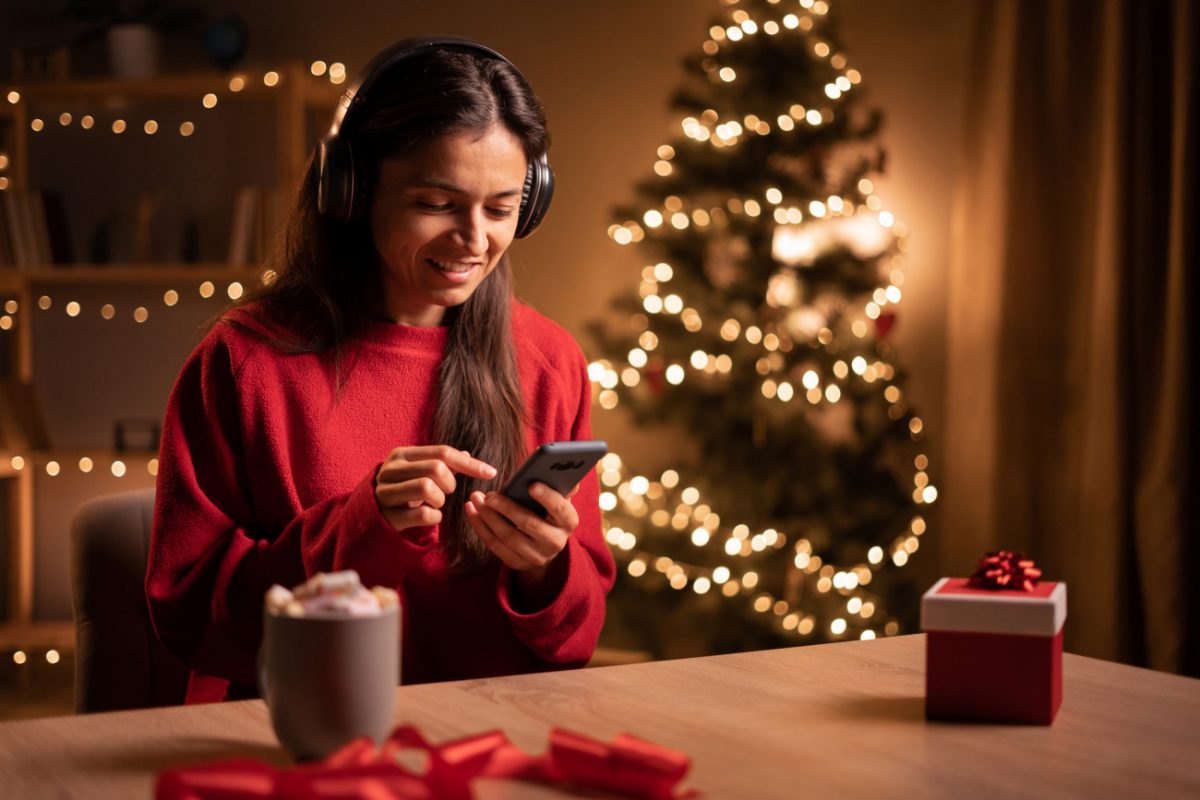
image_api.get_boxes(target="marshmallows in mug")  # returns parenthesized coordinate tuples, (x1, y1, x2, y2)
(265, 570, 399, 618)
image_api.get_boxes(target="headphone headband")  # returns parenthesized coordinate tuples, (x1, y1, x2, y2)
(316, 35, 554, 238)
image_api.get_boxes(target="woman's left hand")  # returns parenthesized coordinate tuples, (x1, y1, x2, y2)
(465, 482, 579, 573)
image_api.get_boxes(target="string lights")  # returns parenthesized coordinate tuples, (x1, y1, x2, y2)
(1, 61, 346, 146)
(6, 648, 63, 668)
(0, 273, 274, 337)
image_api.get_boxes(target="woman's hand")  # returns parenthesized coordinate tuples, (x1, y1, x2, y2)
(464, 482, 580, 574)
(375, 445, 497, 533)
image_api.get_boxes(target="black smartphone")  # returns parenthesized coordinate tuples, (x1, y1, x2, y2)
(500, 440, 608, 517)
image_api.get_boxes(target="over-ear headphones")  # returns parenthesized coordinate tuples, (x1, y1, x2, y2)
(316, 35, 554, 239)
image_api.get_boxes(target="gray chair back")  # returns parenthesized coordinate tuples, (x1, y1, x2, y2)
(69, 488, 189, 712)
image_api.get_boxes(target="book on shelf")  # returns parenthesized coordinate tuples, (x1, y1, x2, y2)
(227, 185, 288, 268)
(0, 190, 74, 269)
(0, 380, 51, 450)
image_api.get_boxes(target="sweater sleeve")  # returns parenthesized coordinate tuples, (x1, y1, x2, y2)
(145, 333, 435, 685)
(495, 345, 616, 666)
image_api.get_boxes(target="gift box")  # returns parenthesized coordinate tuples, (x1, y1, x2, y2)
(921, 573, 1067, 725)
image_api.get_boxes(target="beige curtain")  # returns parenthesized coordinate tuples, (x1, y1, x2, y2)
(943, 0, 1195, 674)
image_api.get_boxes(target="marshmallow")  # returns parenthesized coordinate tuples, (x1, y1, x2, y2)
(265, 570, 397, 618)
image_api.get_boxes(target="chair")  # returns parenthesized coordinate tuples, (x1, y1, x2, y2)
(69, 488, 189, 713)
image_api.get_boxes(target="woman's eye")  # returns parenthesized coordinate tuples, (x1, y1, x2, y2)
(417, 201, 452, 212)
(488, 207, 515, 218)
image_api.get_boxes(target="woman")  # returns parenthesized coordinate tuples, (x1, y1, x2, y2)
(145, 39, 615, 703)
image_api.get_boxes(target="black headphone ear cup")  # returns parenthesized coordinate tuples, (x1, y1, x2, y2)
(317, 134, 357, 221)
(515, 153, 554, 239)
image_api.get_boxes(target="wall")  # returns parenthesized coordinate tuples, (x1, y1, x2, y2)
(0, 0, 975, 618)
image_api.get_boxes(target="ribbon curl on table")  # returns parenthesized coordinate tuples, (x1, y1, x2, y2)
(967, 550, 1043, 592)
(155, 724, 696, 800)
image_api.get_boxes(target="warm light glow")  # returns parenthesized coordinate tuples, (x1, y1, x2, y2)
(229, 75, 246, 91)
(199, 281, 216, 299)
(111, 460, 127, 477)
(179, 121, 195, 136)
(46, 461, 60, 476)
(12, 650, 26, 665)
(79, 457, 93, 473)
(111, 119, 127, 133)
(143, 120, 159, 134)
(227, 282, 244, 300)
(202, 93, 218, 108)
(310, 61, 328, 76)
(133, 306, 149, 323)
(81, 115, 94, 129)
(45, 649, 60, 664)
(65, 301, 80, 317)
(263, 71, 280, 87)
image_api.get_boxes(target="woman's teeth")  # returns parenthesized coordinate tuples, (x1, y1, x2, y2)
(428, 259, 475, 273)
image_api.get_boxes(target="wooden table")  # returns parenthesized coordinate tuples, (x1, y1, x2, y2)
(1, 635, 1198, 798)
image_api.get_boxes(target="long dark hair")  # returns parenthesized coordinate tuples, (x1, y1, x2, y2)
(227, 48, 548, 572)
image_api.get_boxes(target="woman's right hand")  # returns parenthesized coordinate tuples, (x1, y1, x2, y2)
(374, 445, 497, 533)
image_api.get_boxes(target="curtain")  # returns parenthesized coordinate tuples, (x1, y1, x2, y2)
(942, 0, 1196, 674)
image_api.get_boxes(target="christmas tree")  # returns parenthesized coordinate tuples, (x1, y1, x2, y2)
(588, 0, 935, 660)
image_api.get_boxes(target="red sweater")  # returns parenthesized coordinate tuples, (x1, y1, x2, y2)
(146, 301, 614, 703)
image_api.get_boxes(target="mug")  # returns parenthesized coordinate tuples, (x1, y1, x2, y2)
(259, 605, 401, 761)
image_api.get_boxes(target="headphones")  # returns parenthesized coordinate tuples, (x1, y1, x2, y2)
(316, 35, 554, 239)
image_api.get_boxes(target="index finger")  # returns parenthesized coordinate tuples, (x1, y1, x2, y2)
(406, 445, 497, 480)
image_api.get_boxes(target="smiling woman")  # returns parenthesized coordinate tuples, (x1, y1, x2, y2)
(370, 125, 528, 327)
(144, 38, 614, 704)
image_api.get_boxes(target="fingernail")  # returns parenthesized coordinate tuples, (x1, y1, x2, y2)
(483, 464, 497, 478)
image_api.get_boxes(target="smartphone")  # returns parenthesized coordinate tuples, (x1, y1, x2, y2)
(500, 440, 608, 517)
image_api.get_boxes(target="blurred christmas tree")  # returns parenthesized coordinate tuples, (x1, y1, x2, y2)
(588, 0, 936, 660)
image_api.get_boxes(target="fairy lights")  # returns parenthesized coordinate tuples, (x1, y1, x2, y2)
(6, 60, 345, 141)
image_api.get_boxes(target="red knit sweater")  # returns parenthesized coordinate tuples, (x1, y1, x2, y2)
(145, 301, 614, 703)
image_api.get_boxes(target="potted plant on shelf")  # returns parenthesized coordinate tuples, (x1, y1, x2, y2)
(65, 0, 202, 79)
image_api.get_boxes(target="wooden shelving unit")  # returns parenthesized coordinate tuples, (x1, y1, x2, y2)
(0, 63, 338, 657)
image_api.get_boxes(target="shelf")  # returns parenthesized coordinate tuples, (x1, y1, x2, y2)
(0, 622, 74, 652)
(0, 264, 262, 291)
(5, 67, 340, 106)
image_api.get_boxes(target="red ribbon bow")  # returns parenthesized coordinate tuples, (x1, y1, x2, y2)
(155, 724, 696, 800)
(967, 550, 1042, 591)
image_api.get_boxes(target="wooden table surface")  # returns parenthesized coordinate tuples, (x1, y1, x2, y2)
(1, 634, 1198, 798)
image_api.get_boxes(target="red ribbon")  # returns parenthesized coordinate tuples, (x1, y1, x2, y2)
(967, 550, 1042, 592)
(155, 725, 696, 800)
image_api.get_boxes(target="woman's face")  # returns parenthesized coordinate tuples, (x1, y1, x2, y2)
(369, 123, 529, 327)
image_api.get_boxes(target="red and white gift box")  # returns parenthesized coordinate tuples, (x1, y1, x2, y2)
(921, 577, 1067, 724)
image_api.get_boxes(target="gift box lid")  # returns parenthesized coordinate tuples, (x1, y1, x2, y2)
(921, 577, 1067, 636)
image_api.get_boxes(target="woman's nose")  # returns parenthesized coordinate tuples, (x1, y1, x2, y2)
(453, 210, 488, 255)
